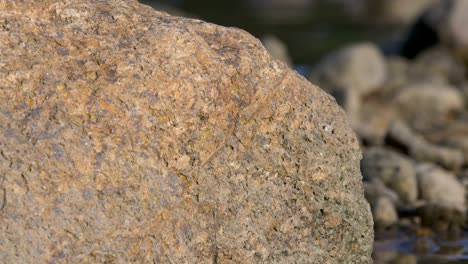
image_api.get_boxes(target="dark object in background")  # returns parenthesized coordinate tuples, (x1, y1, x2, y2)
(400, 15, 439, 59)
(294, 64, 313, 77)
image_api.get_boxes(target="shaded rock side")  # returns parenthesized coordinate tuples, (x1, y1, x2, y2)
(0, 1, 373, 263)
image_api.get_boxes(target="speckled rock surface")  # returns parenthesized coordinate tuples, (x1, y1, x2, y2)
(0, 1, 373, 263)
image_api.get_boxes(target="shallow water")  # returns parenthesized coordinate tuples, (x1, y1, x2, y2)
(374, 229, 468, 263)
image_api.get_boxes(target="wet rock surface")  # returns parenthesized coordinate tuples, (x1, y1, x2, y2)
(0, 0, 373, 263)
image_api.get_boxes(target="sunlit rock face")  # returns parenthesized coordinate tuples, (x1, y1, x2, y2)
(0, 1, 373, 263)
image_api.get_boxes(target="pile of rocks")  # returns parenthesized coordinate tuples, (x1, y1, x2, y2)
(308, 0, 468, 235)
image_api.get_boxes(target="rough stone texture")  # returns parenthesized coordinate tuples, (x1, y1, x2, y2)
(0, 0, 373, 263)
(361, 147, 418, 204)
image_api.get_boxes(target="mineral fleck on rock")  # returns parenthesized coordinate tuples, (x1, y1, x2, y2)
(0, 1, 373, 263)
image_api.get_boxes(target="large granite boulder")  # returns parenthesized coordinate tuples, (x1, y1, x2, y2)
(0, 1, 373, 263)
